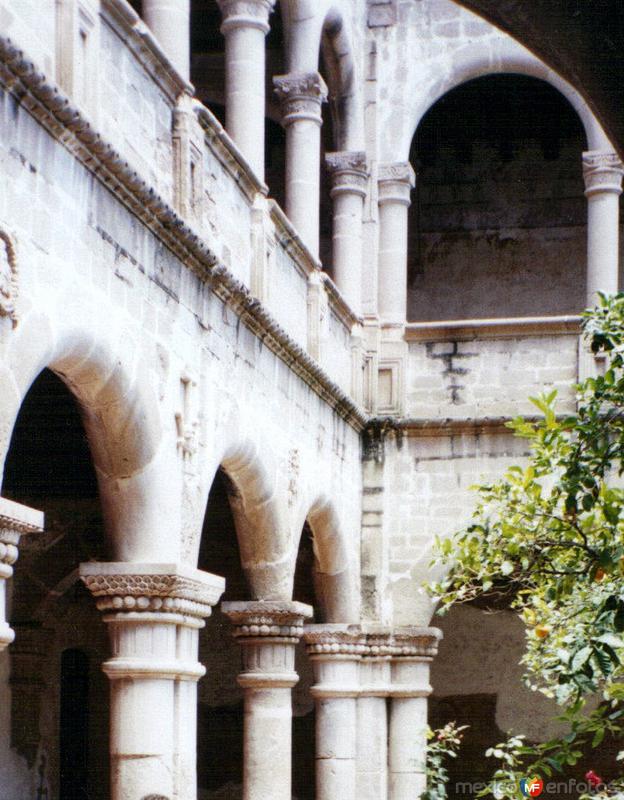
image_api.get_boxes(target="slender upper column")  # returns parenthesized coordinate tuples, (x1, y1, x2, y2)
(217, 0, 276, 179)
(222, 600, 313, 800)
(80, 562, 225, 800)
(326, 151, 369, 316)
(274, 71, 328, 257)
(305, 625, 365, 800)
(388, 628, 441, 800)
(357, 634, 392, 800)
(583, 150, 624, 306)
(0, 498, 43, 650)
(377, 162, 415, 324)
(143, 0, 191, 81)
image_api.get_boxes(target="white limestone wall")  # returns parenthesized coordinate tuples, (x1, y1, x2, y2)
(405, 332, 579, 419)
(0, 0, 56, 77)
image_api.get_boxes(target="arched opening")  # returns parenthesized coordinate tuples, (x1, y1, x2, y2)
(407, 75, 588, 322)
(1, 368, 110, 800)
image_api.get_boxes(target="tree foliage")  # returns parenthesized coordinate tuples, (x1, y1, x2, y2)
(430, 294, 624, 798)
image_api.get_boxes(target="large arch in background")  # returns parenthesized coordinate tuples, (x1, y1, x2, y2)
(0, 305, 172, 562)
(397, 37, 611, 163)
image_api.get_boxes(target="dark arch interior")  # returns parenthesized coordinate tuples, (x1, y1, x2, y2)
(2, 368, 109, 800)
(408, 74, 589, 322)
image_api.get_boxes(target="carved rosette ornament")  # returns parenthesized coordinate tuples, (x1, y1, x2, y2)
(378, 161, 416, 206)
(582, 150, 624, 197)
(273, 72, 328, 127)
(0, 498, 44, 649)
(217, 0, 276, 34)
(0, 229, 18, 326)
(325, 151, 369, 198)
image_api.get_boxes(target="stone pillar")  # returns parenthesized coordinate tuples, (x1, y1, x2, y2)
(222, 600, 313, 800)
(377, 162, 415, 324)
(583, 150, 624, 306)
(80, 562, 225, 800)
(304, 625, 364, 800)
(357, 634, 391, 800)
(388, 628, 441, 800)
(217, 0, 275, 179)
(325, 152, 369, 316)
(143, 0, 190, 81)
(273, 72, 328, 257)
(0, 498, 43, 650)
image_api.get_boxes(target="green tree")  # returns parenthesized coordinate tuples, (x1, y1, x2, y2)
(430, 294, 624, 799)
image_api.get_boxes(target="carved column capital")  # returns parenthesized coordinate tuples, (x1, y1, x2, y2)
(217, 0, 276, 34)
(325, 151, 369, 198)
(273, 71, 328, 127)
(582, 150, 624, 197)
(0, 498, 43, 650)
(378, 161, 416, 206)
(304, 624, 364, 698)
(80, 562, 225, 621)
(222, 600, 313, 688)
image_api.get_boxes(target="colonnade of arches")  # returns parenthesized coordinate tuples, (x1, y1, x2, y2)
(122, 2, 622, 327)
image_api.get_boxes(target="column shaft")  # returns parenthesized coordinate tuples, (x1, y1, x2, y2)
(81, 562, 225, 800)
(218, 0, 275, 179)
(274, 72, 328, 258)
(583, 151, 624, 306)
(305, 626, 364, 800)
(377, 162, 415, 324)
(357, 656, 390, 800)
(326, 152, 368, 315)
(223, 600, 313, 800)
(388, 629, 441, 800)
(143, 0, 190, 81)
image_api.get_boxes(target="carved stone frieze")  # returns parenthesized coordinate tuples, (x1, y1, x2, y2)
(0, 229, 18, 324)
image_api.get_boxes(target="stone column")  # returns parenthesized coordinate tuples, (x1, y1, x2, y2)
(583, 151, 624, 306)
(222, 600, 313, 800)
(357, 634, 391, 800)
(217, 0, 275, 179)
(0, 498, 43, 650)
(80, 562, 225, 800)
(273, 72, 328, 257)
(325, 151, 369, 316)
(377, 162, 415, 324)
(304, 625, 364, 800)
(388, 628, 441, 800)
(143, 0, 191, 81)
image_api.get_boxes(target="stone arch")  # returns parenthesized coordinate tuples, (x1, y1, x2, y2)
(0, 306, 172, 562)
(203, 437, 291, 600)
(280, 0, 364, 149)
(294, 494, 359, 623)
(398, 37, 611, 162)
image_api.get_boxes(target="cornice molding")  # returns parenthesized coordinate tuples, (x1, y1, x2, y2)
(0, 35, 368, 432)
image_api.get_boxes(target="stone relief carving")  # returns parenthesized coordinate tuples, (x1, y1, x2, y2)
(0, 229, 18, 325)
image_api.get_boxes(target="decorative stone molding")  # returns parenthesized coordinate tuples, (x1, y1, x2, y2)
(217, 0, 276, 34)
(0, 229, 18, 325)
(582, 150, 624, 196)
(80, 562, 225, 621)
(378, 161, 416, 206)
(325, 151, 369, 198)
(273, 71, 328, 126)
(0, 36, 366, 431)
(0, 498, 44, 649)
(222, 600, 313, 642)
(304, 625, 367, 657)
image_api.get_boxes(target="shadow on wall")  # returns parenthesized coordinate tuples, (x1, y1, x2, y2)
(408, 75, 589, 322)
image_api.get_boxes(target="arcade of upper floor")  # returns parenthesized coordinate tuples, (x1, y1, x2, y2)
(0, 0, 623, 427)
